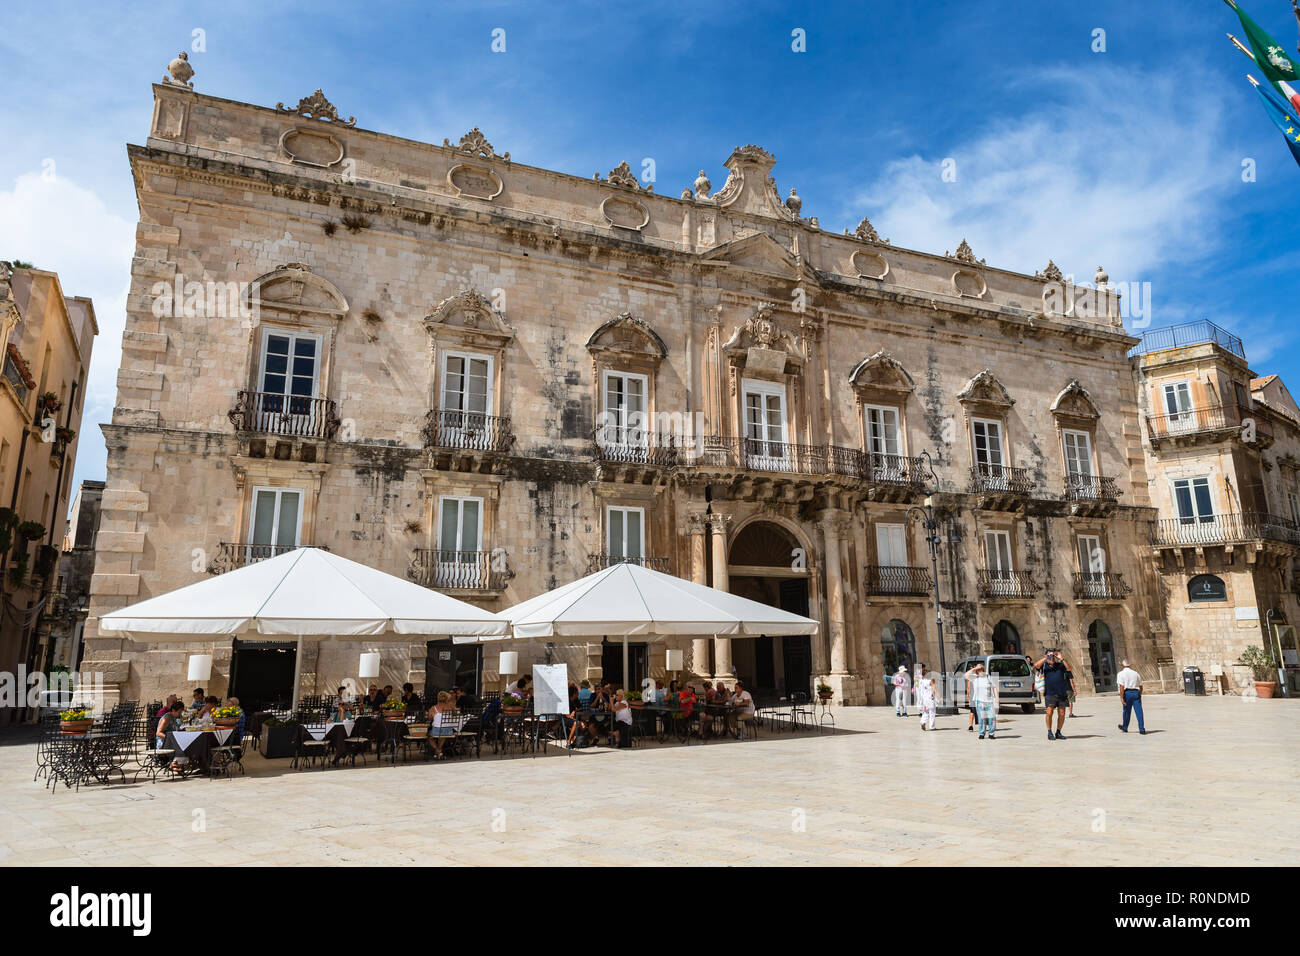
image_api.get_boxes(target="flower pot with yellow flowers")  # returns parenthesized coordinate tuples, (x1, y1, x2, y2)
(59, 707, 93, 735)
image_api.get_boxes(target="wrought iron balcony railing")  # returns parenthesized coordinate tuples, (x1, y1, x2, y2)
(863, 565, 933, 596)
(594, 428, 688, 467)
(587, 554, 671, 574)
(228, 390, 340, 440)
(1072, 572, 1131, 601)
(1151, 512, 1300, 547)
(3, 353, 29, 404)
(409, 548, 509, 591)
(1144, 403, 1268, 445)
(969, 464, 1035, 495)
(1129, 320, 1245, 359)
(976, 568, 1039, 599)
(1065, 473, 1120, 502)
(422, 408, 513, 453)
(208, 542, 317, 575)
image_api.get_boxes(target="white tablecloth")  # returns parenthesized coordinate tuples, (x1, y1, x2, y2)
(305, 720, 355, 740)
(172, 728, 233, 750)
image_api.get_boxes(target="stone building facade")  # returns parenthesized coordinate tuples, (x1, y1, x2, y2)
(0, 263, 97, 724)
(80, 71, 1169, 709)
(1132, 322, 1300, 694)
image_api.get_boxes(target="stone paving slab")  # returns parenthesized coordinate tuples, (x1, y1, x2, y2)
(2, 695, 1297, 866)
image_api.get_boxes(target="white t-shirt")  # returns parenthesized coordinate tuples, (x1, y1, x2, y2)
(1116, 667, 1142, 690)
(732, 690, 754, 715)
(614, 702, 632, 725)
(969, 675, 996, 704)
(916, 679, 937, 708)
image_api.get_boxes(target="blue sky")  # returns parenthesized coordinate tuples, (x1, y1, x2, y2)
(1, 0, 1298, 509)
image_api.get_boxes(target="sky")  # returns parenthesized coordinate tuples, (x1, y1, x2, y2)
(1, 0, 1298, 511)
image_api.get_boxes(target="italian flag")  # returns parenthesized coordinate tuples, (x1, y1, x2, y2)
(1227, 0, 1300, 113)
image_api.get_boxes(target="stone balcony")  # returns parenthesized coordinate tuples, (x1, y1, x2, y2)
(228, 390, 340, 462)
(1071, 571, 1131, 602)
(976, 568, 1039, 600)
(422, 408, 514, 473)
(969, 464, 1034, 511)
(1065, 473, 1121, 517)
(863, 565, 933, 598)
(586, 554, 671, 574)
(408, 548, 511, 594)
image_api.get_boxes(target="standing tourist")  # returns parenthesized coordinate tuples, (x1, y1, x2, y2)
(916, 668, 939, 731)
(892, 665, 911, 717)
(1116, 659, 1147, 735)
(1033, 649, 1076, 741)
(968, 663, 999, 739)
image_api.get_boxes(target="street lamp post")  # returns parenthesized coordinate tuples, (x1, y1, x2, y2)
(907, 450, 958, 716)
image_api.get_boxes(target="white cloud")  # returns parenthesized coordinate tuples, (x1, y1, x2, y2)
(850, 64, 1239, 287)
(0, 171, 134, 495)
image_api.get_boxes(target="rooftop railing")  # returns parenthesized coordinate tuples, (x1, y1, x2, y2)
(1129, 320, 1245, 359)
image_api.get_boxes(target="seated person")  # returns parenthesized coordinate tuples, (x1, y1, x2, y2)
(330, 697, 355, 722)
(730, 681, 755, 738)
(400, 682, 423, 715)
(381, 685, 395, 706)
(226, 697, 247, 741)
(453, 685, 479, 712)
(188, 688, 206, 712)
(156, 700, 188, 771)
(429, 691, 457, 757)
(611, 689, 633, 748)
(196, 696, 220, 722)
(677, 684, 698, 731)
(157, 694, 178, 717)
(505, 675, 532, 699)
(363, 685, 385, 711)
(577, 680, 593, 704)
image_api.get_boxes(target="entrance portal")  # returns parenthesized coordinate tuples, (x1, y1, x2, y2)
(992, 619, 1022, 655)
(601, 640, 647, 690)
(1087, 620, 1118, 692)
(728, 521, 812, 697)
(426, 639, 483, 697)
(229, 639, 297, 712)
(880, 619, 917, 699)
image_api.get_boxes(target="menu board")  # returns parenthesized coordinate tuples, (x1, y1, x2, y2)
(532, 663, 568, 715)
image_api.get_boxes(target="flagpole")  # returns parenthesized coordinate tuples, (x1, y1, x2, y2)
(1227, 32, 1255, 60)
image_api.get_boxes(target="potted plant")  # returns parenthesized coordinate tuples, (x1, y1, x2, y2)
(58, 706, 93, 735)
(500, 691, 524, 715)
(817, 682, 833, 701)
(381, 698, 407, 720)
(1236, 646, 1279, 698)
(211, 705, 242, 729)
(626, 690, 643, 709)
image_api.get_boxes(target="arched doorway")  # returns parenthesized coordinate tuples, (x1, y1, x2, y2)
(1087, 620, 1118, 692)
(728, 521, 812, 696)
(880, 619, 917, 698)
(991, 620, 1022, 655)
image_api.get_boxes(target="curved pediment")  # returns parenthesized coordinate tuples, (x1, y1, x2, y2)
(245, 263, 349, 318)
(424, 288, 514, 346)
(1050, 379, 1101, 420)
(848, 350, 915, 394)
(586, 312, 667, 363)
(957, 369, 1015, 408)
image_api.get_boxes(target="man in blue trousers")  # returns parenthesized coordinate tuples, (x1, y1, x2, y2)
(1116, 659, 1146, 735)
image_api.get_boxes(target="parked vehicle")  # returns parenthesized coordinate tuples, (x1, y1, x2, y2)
(951, 655, 1037, 713)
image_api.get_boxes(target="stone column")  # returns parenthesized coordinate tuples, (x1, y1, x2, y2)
(708, 513, 733, 679)
(822, 516, 849, 675)
(687, 514, 710, 676)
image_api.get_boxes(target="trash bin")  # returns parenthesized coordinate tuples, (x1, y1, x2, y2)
(1182, 666, 1205, 695)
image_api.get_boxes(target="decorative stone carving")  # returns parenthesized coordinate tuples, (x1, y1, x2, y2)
(447, 162, 504, 200)
(278, 127, 345, 168)
(424, 288, 514, 347)
(946, 239, 985, 265)
(849, 216, 890, 245)
(748, 303, 778, 348)
(600, 161, 642, 190)
(162, 52, 194, 88)
(848, 349, 915, 395)
(693, 170, 711, 199)
(1094, 265, 1109, 288)
(600, 195, 650, 230)
(957, 369, 1015, 408)
(443, 127, 509, 162)
(1050, 379, 1101, 420)
(720, 302, 808, 375)
(586, 312, 668, 366)
(784, 188, 802, 215)
(1036, 260, 1064, 282)
(851, 249, 889, 280)
(952, 269, 988, 298)
(276, 90, 356, 127)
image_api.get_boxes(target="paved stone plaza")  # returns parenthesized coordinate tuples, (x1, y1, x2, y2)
(1, 696, 1295, 867)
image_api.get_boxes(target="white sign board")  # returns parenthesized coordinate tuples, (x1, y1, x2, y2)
(532, 663, 568, 716)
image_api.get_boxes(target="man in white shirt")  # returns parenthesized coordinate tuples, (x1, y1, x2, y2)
(1116, 659, 1146, 735)
(730, 681, 755, 739)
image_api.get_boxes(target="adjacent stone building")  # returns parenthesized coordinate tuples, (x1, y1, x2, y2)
(1132, 321, 1300, 694)
(0, 262, 98, 723)
(81, 67, 1170, 710)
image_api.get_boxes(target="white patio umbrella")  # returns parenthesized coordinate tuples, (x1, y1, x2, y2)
(468, 561, 818, 688)
(98, 547, 507, 705)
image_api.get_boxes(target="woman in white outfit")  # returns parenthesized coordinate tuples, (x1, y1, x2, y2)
(891, 665, 911, 716)
(916, 670, 939, 730)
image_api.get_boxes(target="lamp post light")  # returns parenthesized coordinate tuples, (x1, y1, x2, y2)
(906, 450, 958, 716)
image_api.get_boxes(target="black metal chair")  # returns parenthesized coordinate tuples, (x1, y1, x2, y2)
(292, 724, 331, 769)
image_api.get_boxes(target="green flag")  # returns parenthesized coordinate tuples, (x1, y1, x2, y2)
(1228, 0, 1299, 86)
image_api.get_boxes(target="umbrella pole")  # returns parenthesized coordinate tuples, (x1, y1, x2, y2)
(291, 638, 304, 710)
(622, 635, 629, 691)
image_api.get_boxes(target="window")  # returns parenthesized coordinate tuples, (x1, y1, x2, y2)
(248, 487, 302, 554)
(1162, 381, 1193, 428)
(256, 330, 321, 431)
(742, 380, 788, 467)
(1187, 574, 1226, 602)
(875, 523, 908, 567)
(972, 419, 1006, 487)
(1172, 477, 1214, 525)
(1076, 534, 1104, 575)
(1063, 430, 1093, 478)
(606, 506, 645, 561)
(438, 496, 482, 554)
(441, 351, 492, 419)
(984, 530, 1013, 594)
(600, 370, 648, 447)
(865, 406, 901, 458)
(1288, 492, 1299, 526)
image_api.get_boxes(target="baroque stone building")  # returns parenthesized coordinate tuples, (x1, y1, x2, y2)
(81, 68, 1169, 709)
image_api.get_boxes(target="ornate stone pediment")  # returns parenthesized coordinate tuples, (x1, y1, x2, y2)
(1036, 260, 1064, 282)
(1050, 380, 1101, 421)
(848, 350, 915, 395)
(701, 232, 815, 283)
(721, 303, 808, 374)
(276, 90, 356, 127)
(424, 289, 514, 347)
(596, 161, 645, 190)
(946, 239, 985, 265)
(585, 312, 667, 367)
(847, 216, 890, 245)
(957, 369, 1014, 408)
(246, 264, 349, 319)
(705, 145, 799, 222)
(443, 128, 509, 162)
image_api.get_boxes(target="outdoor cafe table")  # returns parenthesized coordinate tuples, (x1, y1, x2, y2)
(304, 715, 375, 757)
(163, 727, 235, 772)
